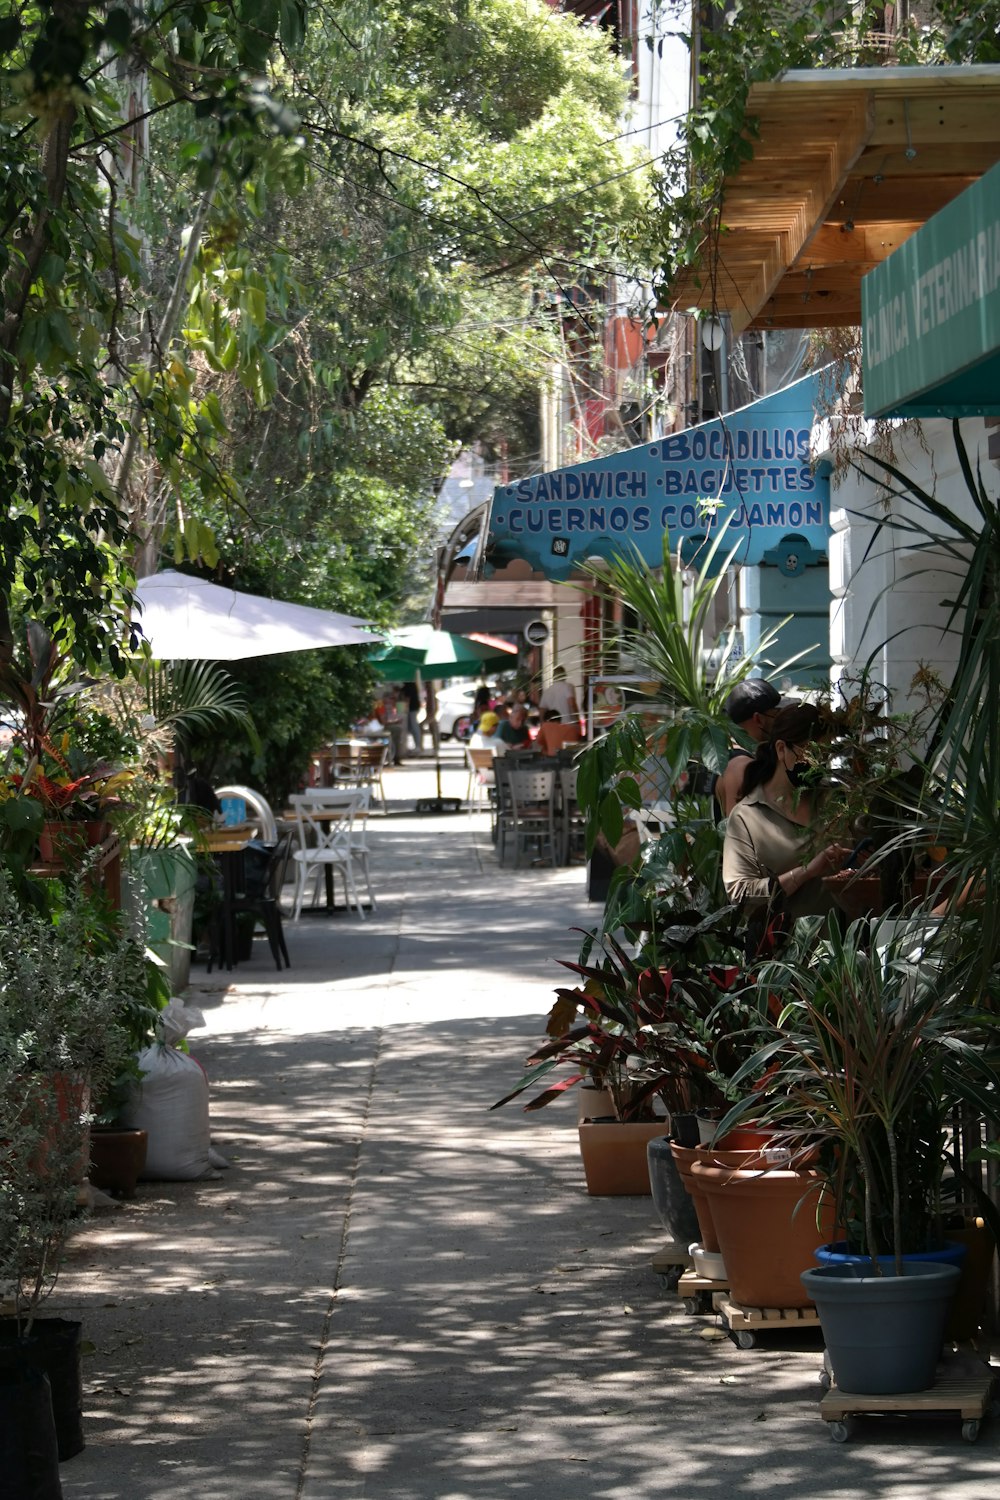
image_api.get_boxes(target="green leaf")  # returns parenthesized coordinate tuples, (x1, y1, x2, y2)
(599, 791, 623, 849)
(617, 775, 642, 810)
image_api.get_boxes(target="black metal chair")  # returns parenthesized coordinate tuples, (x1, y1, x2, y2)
(210, 834, 292, 971)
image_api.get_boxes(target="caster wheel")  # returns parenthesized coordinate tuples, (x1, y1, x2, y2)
(962, 1420, 981, 1443)
(657, 1267, 683, 1292)
(735, 1330, 757, 1350)
(818, 1369, 832, 1393)
(829, 1420, 853, 1444)
(682, 1297, 699, 1315)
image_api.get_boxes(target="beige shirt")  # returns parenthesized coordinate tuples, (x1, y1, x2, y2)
(722, 784, 836, 919)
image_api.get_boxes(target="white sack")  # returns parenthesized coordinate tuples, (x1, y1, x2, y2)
(120, 1042, 215, 1180)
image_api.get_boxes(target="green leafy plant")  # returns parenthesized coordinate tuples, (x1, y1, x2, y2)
(0, 870, 151, 1330)
(492, 920, 766, 1121)
(717, 913, 1000, 1272)
(575, 527, 800, 860)
(851, 421, 1000, 986)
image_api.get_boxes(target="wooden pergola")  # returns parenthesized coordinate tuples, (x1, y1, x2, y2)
(669, 66, 1000, 333)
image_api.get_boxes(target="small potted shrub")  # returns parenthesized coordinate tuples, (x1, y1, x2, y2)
(0, 867, 149, 1467)
(492, 913, 765, 1200)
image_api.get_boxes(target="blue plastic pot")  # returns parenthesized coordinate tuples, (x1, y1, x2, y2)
(814, 1239, 966, 1271)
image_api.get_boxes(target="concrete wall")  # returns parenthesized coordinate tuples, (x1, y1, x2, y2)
(821, 417, 990, 717)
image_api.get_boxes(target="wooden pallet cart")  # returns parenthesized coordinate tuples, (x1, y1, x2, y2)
(819, 1356, 999, 1444)
(713, 1295, 822, 1350)
(677, 1268, 728, 1315)
(651, 1242, 693, 1292)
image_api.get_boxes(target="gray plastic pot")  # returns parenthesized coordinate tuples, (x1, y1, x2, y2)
(801, 1260, 961, 1394)
(647, 1135, 700, 1245)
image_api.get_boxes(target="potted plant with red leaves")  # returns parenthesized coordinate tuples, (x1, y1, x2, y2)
(492, 915, 769, 1197)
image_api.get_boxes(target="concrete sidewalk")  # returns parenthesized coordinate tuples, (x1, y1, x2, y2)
(59, 754, 1000, 1499)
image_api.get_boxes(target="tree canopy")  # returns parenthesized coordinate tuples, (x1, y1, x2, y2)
(1, 0, 649, 793)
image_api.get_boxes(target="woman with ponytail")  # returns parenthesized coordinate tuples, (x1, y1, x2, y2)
(722, 703, 850, 928)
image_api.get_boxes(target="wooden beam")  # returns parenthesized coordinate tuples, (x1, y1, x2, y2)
(728, 93, 876, 333)
(793, 221, 923, 266)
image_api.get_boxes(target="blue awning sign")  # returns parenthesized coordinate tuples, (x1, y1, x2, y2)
(484, 371, 829, 580)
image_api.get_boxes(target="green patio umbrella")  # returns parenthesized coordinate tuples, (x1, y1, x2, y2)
(370, 625, 517, 681)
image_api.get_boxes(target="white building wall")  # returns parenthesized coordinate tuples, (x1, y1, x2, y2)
(819, 417, 988, 718)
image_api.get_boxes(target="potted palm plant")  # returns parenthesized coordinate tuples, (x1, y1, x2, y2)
(717, 910, 1000, 1392)
(0, 867, 150, 1467)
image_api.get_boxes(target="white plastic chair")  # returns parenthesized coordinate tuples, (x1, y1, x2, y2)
(288, 789, 374, 919)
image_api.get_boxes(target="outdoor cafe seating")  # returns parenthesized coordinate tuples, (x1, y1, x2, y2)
(310, 738, 390, 811)
(288, 788, 375, 919)
(202, 787, 292, 972)
(491, 748, 584, 869)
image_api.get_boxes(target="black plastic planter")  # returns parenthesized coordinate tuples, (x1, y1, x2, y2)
(647, 1135, 700, 1244)
(0, 1318, 84, 1461)
(0, 1357, 63, 1498)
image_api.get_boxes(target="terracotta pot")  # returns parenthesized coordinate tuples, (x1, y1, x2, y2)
(21, 1070, 91, 1184)
(713, 1124, 784, 1152)
(88, 1126, 148, 1199)
(669, 1142, 720, 1252)
(38, 818, 110, 865)
(691, 1156, 836, 1308)
(577, 1119, 668, 1196)
(821, 870, 883, 920)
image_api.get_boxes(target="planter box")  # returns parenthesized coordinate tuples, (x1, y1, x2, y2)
(125, 846, 197, 993)
(578, 1119, 668, 1196)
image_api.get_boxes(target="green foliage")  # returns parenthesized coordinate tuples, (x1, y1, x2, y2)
(717, 914, 1000, 1269)
(0, 868, 151, 1326)
(852, 422, 1000, 993)
(575, 527, 793, 856)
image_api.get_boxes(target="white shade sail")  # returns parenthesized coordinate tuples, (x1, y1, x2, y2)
(134, 571, 382, 661)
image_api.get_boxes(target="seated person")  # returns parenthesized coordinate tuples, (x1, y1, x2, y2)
(470, 710, 502, 752)
(536, 708, 582, 757)
(722, 703, 849, 937)
(496, 702, 532, 751)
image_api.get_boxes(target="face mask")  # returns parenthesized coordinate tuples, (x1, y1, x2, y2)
(787, 759, 823, 790)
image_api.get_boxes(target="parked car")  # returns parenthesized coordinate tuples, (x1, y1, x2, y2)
(430, 684, 482, 740)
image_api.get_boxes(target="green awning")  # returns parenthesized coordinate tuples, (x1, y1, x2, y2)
(862, 160, 1000, 418)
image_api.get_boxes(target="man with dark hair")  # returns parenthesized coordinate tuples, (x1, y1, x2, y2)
(714, 679, 784, 818)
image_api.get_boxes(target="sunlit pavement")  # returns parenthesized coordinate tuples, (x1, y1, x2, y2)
(61, 749, 1000, 1498)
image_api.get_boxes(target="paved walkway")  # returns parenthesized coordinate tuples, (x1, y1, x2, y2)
(60, 752, 1000, 1499)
